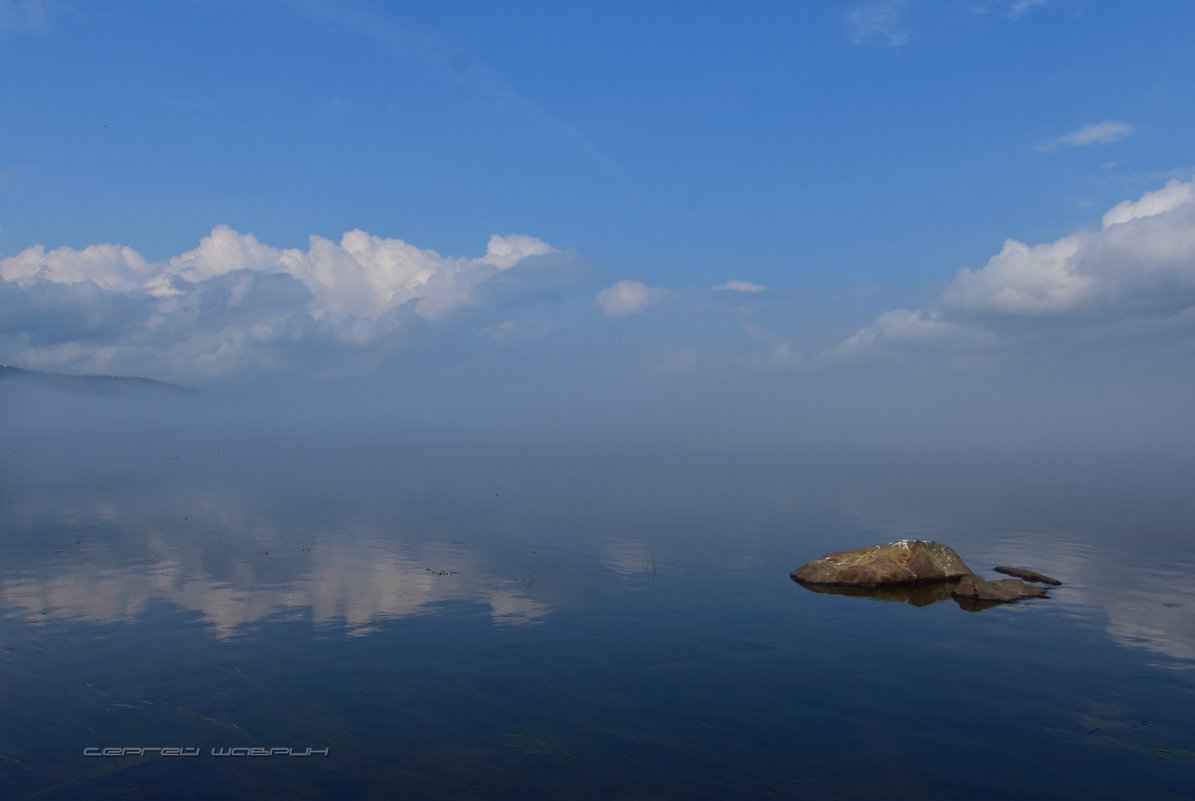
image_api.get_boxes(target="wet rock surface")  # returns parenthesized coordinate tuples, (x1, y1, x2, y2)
(790, 540, 973, 587)
(994, 565, 1062, 585)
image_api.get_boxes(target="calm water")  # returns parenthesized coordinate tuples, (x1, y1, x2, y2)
(2, 430, 1194, 800)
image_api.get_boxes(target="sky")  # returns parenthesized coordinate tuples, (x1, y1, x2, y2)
(1, 0, 1194, 452)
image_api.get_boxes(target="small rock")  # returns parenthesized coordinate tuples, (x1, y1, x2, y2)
(791, 540, 973, 587)
(952, 575, 1048, 603)
(993, 565, 1061, 585)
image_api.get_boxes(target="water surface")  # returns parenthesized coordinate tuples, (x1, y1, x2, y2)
(2, 432, 1193, 800)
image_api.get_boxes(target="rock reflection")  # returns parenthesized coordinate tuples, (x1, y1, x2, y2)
(795, 577, 1060, 613)
(794, 579, 959, 607)
(952, 596, 1011, 613)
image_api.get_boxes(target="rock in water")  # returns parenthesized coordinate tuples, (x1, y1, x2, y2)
(951, 575, 1048, 603)
(790, 540, 973, 587)
(993, 565, 1062, 585)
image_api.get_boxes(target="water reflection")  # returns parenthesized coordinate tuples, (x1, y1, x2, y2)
(598, 537, 657, 578)
(0, 492, 554, 638)
(795, 579, 959, 607)
(1, 557, 551, 637)
(960, 531, 1195, 666)
(2, 445, 1195, 800)
(1, 448, 1194, 669)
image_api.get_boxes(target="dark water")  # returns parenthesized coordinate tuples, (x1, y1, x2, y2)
(2, 431, 1194, 800)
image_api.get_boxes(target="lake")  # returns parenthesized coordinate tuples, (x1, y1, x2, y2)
(2, 427, 1193, 800)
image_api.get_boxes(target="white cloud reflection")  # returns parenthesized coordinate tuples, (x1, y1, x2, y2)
(0, 514, 552, 637)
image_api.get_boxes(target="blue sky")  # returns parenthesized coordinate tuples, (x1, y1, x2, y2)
(4, 0, 1191, 269)
(1, 0, 1194, 440)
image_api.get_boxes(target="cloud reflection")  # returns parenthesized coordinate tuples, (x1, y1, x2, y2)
(0, 496, 553, 638)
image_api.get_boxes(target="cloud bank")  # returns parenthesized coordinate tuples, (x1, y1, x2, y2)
(4, 176, 1195, 395)
(0, 226, 563, 378)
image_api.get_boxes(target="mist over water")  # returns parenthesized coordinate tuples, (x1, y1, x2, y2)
(7, 341, 1194, 461)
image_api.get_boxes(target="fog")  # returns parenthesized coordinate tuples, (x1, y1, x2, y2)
(3, 340, 1193, 466)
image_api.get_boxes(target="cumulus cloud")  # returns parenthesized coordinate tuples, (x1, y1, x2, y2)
(942, 234, 1091, 315)
(0, 226, 562, 378)
(595, 280, 668, 317)
(0, 242, 152, 291)
(832, 176, 1195, 358)
(159, 225, 554, 320)
(713, 279, 765, 293)
(1037, 120, 1134, 152)
(944, 178, 1195, 317)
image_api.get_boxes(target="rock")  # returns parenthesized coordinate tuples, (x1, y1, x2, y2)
(790, 540, 973, 587)
(993, 565, 1061, 585)
(951, 575, 1048, 603)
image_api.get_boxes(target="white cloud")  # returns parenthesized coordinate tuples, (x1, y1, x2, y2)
(479, 233, 554, 268)
(830, 309, 976, 359)
(942, 234, 1093, 315)
(944, 178, 1195, 318)
(0, 226, 561, 378)
(1101, 178, 1195, 228)
(595, 280, 668, 317)
(847, 0, 912, 47)
(1038, 120, 1134, 152)
(832, 176, 1195, 357)
(0, 0, 51, 33)
(159, 225, 554, 321)
(713, 279, 765, 293)
(0, 242, 152, 291)
(1009, 0, 1047, 19)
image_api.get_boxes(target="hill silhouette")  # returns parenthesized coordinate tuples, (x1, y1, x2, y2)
(0, 365, 198, 399)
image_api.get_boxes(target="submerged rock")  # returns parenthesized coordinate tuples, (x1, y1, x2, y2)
(951, 575, 1048, 603)
(790, 540, 973, 587)
(993, 565, 1062, 585)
